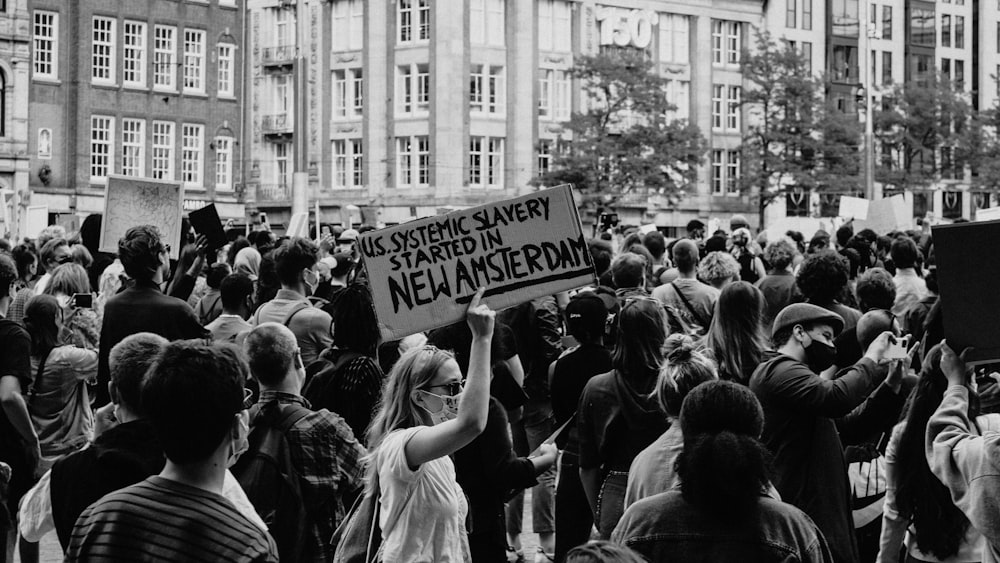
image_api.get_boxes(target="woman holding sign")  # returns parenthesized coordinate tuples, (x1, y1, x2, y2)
(360, 288, 494, 562)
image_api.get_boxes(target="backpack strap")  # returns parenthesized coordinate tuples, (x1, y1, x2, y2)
(670, 282, 709, 328)
(252, 400, 312, 433)
(282, 301, 313, 327)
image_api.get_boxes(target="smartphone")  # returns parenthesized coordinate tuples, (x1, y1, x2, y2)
(259, 212, 268, 225)
(885, 334, 911, 360)
(598, 213, 619, 232)
(71, 293, 93, 309)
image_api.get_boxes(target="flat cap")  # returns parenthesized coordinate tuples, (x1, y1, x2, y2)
(772, 303, 845, 339)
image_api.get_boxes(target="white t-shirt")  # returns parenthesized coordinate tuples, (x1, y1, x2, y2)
(376, 427, 471, 563)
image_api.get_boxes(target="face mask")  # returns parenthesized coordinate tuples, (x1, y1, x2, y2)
(303, 269, 318, 296)
(227, 410, 250, 468)
(803, 334, 838, 373)
(416, 390, 461, 425)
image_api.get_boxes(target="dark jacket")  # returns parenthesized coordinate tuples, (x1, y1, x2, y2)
(498, 296, 562, 400)
(612, 491, 834, 563)
(750, 352, 884, 563)
(49, 419, 164, 549)
(96, 281, 208, 405)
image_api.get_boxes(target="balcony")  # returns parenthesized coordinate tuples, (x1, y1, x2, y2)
(261, 45, 296, 67)
(257, 184, 291, 203)
(261, 113, 294, 136)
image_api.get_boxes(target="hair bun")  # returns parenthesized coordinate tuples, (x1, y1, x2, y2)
(665, 333, 696, 363)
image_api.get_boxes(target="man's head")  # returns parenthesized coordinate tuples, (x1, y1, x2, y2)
(220, 272, 255, 317)
(686, 219, 706, 240)
(206, 262, 233, 290)
(698, 251, 740, 289)
(730, 215, 749, 232)
(890, 236, 920, 270)
(39, 238, 71, 272)
(855, 267, 896, 311)
(611, 252, 645, 289)
(273, 237, 320, 291)
(771, 303, 845, 369)
(0, 253, 17, 313)
(856, 309, 898, 351)
(109, 333, 169, 416)
(119, 225, 169, 283)
(141, 341, 248, 465)
(796, 250, 849, 304)
(764, 239, 797, 272)
(836, 225, 854, 249)
(642, 231, 666, 262)
(672, 239, 700, 274)
(244, 323, 303, 390)
(330, 251, 355, 280)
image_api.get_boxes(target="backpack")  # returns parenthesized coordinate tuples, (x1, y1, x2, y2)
(231, 401, 314, 562)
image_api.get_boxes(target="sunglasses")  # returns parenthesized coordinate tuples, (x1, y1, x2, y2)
(424, 381, 464, 396)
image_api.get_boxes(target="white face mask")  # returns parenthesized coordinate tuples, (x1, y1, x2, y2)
(227, 410, 250, 468)
(416, 390, 461, 425)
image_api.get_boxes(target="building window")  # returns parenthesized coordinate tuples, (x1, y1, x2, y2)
(154, 26, 176, 90)
(726, 22, 741, 64)
(275, 8, 294, 45)
(882, 6, 892, 40)
(396, 64, 429, 116)
(398, 0, 430, 44)
(333, 139, 364, 188)
(955, 16, 964, 49)
(152, 121, 174, 180)
(711, 149, 723, 194)
(665, 79, 690, 121)
(711, 21, 723, 64)
(471, 0, 505, 46)
(658, 14, 689, 65)
(726, 86, 741, 130)
(275, 142, 291, 186)
(537, 140, 551, 175)
(469, 136, 504, 188)
(832, 45, 857, 82)
(831, 0, 859, 37)
(802, 0, 812, 30)
(786, 0, 796, 28)
(217, 43, 235, 97)
(123, 21, 147, 87)
(712, 85, 723, 129)
(538, 0, 571, 52)
(183, 29, 206, 93)
(90, 115, 114, 182)
(396, 136, 430, 188)
(539, 69, 571, 121)
(215, 137, 233, 191)
(181, 124, 204, 187)
(32, 11, 58, 79)
(942, 58, 951, 80)
(882, 50, 892, 85)
(121, 118, 145, 177)
(92, 16, 115, 84)
(941, 15, 951, 47)
(726, 150, 741, 194)
(911, 9, 935, 46)
(470, 65, 505, 115)
(332, 0, 364, 52)
(712, 20, 741, 65)
(333, 68, 363, 119)
(802, 41, 813, 71)
(955, 59, 965, 88)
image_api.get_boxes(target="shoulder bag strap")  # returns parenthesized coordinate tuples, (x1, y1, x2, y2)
(670, 282, 709, 328)
(282, 300, 313, 327)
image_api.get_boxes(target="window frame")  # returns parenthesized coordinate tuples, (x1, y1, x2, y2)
(91, 16, 116, 85)
(90, 115, 115, 183)
(120, 118, 145, 177)
(153, 25, 177, 91)
(123, 20, 147, 88)
(215, 136, 234, 191)
(182, 28, 207, 94)
(181, 123, 205, 188)
(217, 43, 235, 97)
(32, 10, 58, 80)
(151, 120, 175, 180)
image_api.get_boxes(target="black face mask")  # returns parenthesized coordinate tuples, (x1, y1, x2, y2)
(803, 335, 838, 373)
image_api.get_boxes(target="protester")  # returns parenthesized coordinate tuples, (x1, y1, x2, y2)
(609, 253, 648, 302)
(42, 263, 101, 351)
(750, 303, 893, 563)
(66, 341, 278, 561)
(96, 225, 208, 406)
(797, 250, 863, 331)
(613, 381, 833, 562)
(11, 244, 37, 291)
(33, 238, 71, 296)
(642, 230, 669, 285)
(731, 227, 766, 284)
(704, 281, 769, 385)
(251, 237, 332, 367)
(240, 323, 366, 562)
(831, 268, 898, 372)
(313, 252, 354, 308)
(234, 245, 262, 281)
(23, 295, 98, 464)
(304, 284, 384, 443)
(624, 335, 717, 508)
(195, 262, 231, 325)
(653, 239, 718, 336)
(552, 293, 614, 561)
(205, 272, 255, 342)
(756, 239, 801, 329)
(578, 297, 670, 539)
(359, 289, 493, 562)
(890, 236, 928, 317)
(698, 250, 740, 290)
(903, 267, 938, 345)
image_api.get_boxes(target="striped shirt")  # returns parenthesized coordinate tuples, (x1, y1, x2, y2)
(67, 476, 278, 563)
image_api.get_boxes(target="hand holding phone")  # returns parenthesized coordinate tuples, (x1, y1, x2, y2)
(885, 334, 911, 360)
(71, 293, 93, 309)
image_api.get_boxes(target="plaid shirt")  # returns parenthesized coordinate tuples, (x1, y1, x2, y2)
(257, 391, 366, 562)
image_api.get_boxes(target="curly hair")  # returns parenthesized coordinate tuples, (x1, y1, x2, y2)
(764, 239, 797, 271)
(118, 225, 166, 282)
(697, 251, 740, 286)
(855, 267, 896, 311)
(796, 250, 849, 304)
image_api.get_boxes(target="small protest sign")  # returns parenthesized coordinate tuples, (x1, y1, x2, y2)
(838, 196, 869, 220)
(100, 176, 183, 259)
(975, 206, 1000, 223)
(286, 212, 309, 238)
(360, 185, 596, 340)
(188, 203, 228, 253)
(933, 220, 1000, 365)
(854, 195, 909, 234)
(24, 205, 49, 239)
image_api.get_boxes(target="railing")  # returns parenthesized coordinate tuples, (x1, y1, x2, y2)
(256, 184, 291, 202)
(261, 45, 295, 66)
(261, 113, 293, 135)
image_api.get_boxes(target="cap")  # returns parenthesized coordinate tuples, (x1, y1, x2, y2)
(730, 214, 750, 230)
(771, 303, 845, 339)
(318, 256, 338, 270)
(565, 293, 609, 338)
(337, 228, 359, 243)
(330, 251, 355, 277)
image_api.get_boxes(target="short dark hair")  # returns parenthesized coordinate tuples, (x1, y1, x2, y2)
(672, 239, 700, 273)
(11, 243, 37, 278)
(119, 225, 166, 282)
(273, 237, 319, 286)
(141, 341, 247, 464)
(796, 250, 849, 303)
(244, 324, 298, 387)
(588, 239, 613, 277)
(891, 236, 919, 269)
(611, 253, 645, 289)
(109, 333, 168, 415)
(220, 272, 255, 311)
(206, 262, 232, 289)
(0, 253, 16, 292)
(856, 267, 896, 311)
(643, 231, 666, 260)
(836, 225, 854, 248)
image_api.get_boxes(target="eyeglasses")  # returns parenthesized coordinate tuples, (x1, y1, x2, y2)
(242, 387, 254, 409)
(424, 381, 464, 396)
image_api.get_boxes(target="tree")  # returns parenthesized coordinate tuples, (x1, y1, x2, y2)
(533, 49, 706, 212)
(740, 33, 862, 226)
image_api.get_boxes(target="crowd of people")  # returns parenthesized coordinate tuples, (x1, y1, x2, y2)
(0, 209, 991, 563)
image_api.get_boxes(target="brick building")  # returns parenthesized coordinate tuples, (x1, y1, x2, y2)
(0, 0, 30, 238)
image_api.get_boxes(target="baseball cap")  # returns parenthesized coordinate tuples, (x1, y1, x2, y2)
(771, 303, 845, 339)
(330, 252, 355, 277)
(337, 228, 359, 243)
(565, 293, 609, 339)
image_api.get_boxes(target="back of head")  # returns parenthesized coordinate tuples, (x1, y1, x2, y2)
(697, 251, 740, 286)
(109, 333, 168, 415)
(657, 335, 718, 416)
(856, 228, 878, 245)
(11, 243, 37, 278)
(706, 281, 767, 384)
(611, 252, 645, 289)
(206, 262, 233, 289)
(220, 272, 255, 311)
(79, 214, 102, 255)
(891, 236, 919, 269)
(44, 263, 91, 296)
(613, 298, 667, 379)
(856, 309, 896, 350)
(672, 239, 700, 273)
(141, 341, 247, 464)
(273, 237, 318, 287)
(234, 246, 262, 279)
(23, 294, 60, 356)
(119, 225, 165, 282)
(245, 323, 299, 387)
(643, 231, 666, 260)
(855, 267, 896, 311)
(0, 253, 17, 294)
(227, 237, 251, 266)
(71, 244, 93, 269)
(763, 239, 796, 271)
(330, 252, 355, 278)
(332, 284, 380, 355)
(565, 541, 647, 563)
(565, 292, 609, 343)
(588, 239, 613, 277)
(836, 225, 854, 248)
(37, 225, 67, 251)
(796, 250, 848, 303)
(678, 380, 771, 519)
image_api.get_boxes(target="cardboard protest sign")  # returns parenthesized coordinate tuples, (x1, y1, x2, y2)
(838, 196, 869, 220)
(100, 176, 183, 259)
(975, 206, 1000, 222)
(24, 205, 49, 239)
(188, 203, 228, 253)
(286, 212, 309, 238)
(933, 220, 1000, 365)
(360, 185, 596, 340)
(854, 195, 909, 234)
